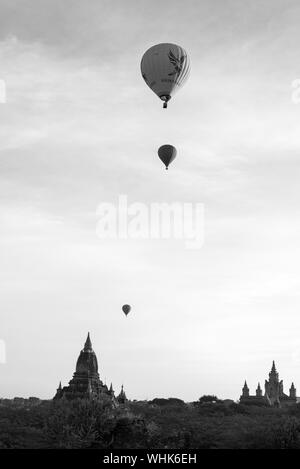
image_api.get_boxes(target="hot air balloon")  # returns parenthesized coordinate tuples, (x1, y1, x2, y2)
(122, 304, 131, 316)
(141, 43, 190, 108)
(158, 145, 177, 170)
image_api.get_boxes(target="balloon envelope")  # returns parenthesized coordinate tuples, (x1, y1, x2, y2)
(122, 304, 131, 316)
(141, 43, 190, 108)
(158, 145, 177, 169)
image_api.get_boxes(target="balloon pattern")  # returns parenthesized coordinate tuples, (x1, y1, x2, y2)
(141, 43, 190, 108)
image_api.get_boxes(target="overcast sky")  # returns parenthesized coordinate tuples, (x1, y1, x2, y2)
(1, 0, 300, 401)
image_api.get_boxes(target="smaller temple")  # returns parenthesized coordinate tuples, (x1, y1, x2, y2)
(256, 382, 262, 397)
(240, 361, 297, 407)
(117, 384, 127, 405)
(54, 333, 126, 404)
(108, 383, 115, 399)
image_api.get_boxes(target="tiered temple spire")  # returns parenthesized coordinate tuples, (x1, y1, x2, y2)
(242, 381, 249, 397)
(240, 361, 297, 407)
(290, 382, 296, 399)
(54, 333, 111, 401)
(53, 333, 127, 406)
(117, 384, 127, 404)
(256, 383, 262, 397)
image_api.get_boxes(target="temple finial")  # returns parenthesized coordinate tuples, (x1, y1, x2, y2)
(271, 360, 276, 372)
(84, 332, 92, 351)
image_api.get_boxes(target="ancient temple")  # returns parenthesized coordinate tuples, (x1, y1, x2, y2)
(117, 384, 127, 404)
(54, 333, 126, 403)
(240, 361, 297, 407)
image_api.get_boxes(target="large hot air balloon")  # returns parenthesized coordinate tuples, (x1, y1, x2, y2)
(141, 43, 190, 108)
(122, 304, 131, 317)
(158, 145, 177, 170)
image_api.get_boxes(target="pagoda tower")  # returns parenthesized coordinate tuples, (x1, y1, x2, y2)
(108, 383, 115, 398)
(256, 383, 262, 397)
(290, 382, 296, 400)
(265, 361, 282, 406)
(117, 384, 127, 404)
(54, 333, 112, 401)
(239, 361, 297, 407)
(242, 381, 249, 398)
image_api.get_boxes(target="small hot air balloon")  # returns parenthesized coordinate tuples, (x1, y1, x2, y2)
(141, 43, 190, 108)
(158, 145, 177, 170)
(122, 304, 131, 316)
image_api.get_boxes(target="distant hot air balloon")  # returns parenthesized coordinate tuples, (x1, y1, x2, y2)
(141, 43, 190, 108)
(158, 145, 177, 170)
(122, 304, 131, 316)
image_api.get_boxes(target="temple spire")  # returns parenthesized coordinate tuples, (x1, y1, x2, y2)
(84, 332, 92, 351)
(269, 360, 279, 380)
(242, 380, 249, 397)
(290, 382, 296, 399)
(243, 380, 249, 390)
(53, 332, 115, 402)
(256, 382, 262, 397)
(108, 382, 115, 397)
(271, 360, 276, 373)
(117, 384, 127, 404)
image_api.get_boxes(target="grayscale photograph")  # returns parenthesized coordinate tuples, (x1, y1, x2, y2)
(0, 0, 300, 458)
